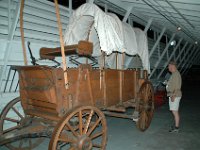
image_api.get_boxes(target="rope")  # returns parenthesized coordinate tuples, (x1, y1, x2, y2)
(20, 0, 28, 65)
(54, 0, 69, 89)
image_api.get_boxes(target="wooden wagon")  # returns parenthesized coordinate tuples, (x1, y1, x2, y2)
(0, 1, 154, 150)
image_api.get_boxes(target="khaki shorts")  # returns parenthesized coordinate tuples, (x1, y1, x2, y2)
(169, 97, 181, 111)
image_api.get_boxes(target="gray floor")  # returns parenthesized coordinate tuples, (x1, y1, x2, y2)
(1, 85, 200, 150)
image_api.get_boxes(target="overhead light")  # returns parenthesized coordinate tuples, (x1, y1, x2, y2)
(170, 40, 176, 46)
(177, 26, 181, 31)
(195, 41, 198, 44)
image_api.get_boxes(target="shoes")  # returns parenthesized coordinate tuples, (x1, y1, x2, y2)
(132, 111, 139, 122)
(169, 126, 179, 133)
(132, 117, 138, 122)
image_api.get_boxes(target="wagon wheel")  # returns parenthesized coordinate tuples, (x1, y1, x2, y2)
(49, 106, 107, 150)
(136, 81, 154, 131)
(0, 97, 43, 150)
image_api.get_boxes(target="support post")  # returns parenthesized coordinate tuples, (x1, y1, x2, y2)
(181, 49, 199, 75)
(182, 51, 200, 76)
(8, 0, 11, 31)
(180, 47, 197, 73)
(149, 27, 166, 58)
(123, 5, 133, 22)
(104, 3, 108, 13)
(180, 47, 199, 74)
(69, 0, 72, 17)
(177, 45, 195, 69)
(144, 18, 153, 34)
(193, 51, 200, 64)
(175, 42, 189, 62)
(149, 33, 176, 79)
(87, 0, 94, 3)
(0, 0, 21, 91)
(157, 38, 183, 79)
(128, 17, 133, 26)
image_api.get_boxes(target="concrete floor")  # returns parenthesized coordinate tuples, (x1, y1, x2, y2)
(1, 84, 200, 150)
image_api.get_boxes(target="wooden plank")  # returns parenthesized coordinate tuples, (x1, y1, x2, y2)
(26, 99, 57, 109)
(105, 69, 120, 107)
(122, 70, 135, 102)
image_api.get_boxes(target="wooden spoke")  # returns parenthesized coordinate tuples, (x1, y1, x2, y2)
(87, 117, 102, 136)
(19, 139, 23, 148)
(4, 117, 20, 123)
(136, 82, 154, 131)
(79, 110, 83, 135)
(66, 122, 79, 137)
(83, 110, 94, 134)
(11, 106, 24, 119)
(29, 138, 32, 148)
(90, 131, 103, 140)
(93, 143, 102, 148)
(2, 126, 19, 134)
(58, 137, 75, 143)
(0, 97, 44, 150)
(0, 98, 23, 135)
(49, 106, 107, 150)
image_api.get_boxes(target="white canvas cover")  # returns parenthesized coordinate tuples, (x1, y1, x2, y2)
(64, 3, 150, 73)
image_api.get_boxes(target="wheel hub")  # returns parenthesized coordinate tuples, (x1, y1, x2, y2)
(18, 116, 32, 128)
(77, 135, 92, 150)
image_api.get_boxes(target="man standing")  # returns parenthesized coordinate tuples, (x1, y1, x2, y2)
(166, 61, 182, 132)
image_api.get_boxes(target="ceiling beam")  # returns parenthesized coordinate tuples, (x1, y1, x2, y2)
(149, 33, 176, 78)
(69, 0, 72, 16)
(122, 5, 133, 22)
(144, 18, 153, 33)
(157, 37, 183, 79)
(149, 27, 166, 58)
(177, 45, 195, 69)
(181, 48, 199, 75)
(165, 0, 195, 29)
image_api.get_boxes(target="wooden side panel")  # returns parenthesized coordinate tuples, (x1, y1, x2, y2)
(105, 69, 120, 107)
(19, 68, 58, 118)
(64, 69, 79, 108)
(122, 70, 136, 102)
(66, 67, 94, 108)
(18, 66, 69, 119)
(90, 70, 104, 107)
(17, 65, 148, 119)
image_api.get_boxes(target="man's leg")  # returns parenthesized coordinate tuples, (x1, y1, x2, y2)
(172, 110, 180, 127)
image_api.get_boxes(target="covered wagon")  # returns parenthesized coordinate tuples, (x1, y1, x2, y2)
(0, 2, 154, 150)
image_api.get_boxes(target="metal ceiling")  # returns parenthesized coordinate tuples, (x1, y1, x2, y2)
(95, 0, 200, 45)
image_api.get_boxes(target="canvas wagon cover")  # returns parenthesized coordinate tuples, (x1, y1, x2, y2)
(64, 3, 150, 73)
